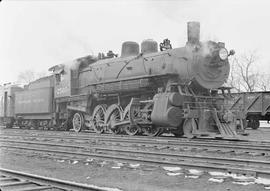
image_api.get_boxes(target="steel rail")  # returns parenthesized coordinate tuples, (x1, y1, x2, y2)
(2, 142, 270, 178)
(2, 128, 270, 146)
(0, 130, 266, 146)
(2, 127, 270, 144)
(1, 139, 270, 167)
(1, 133, 270, 154)
(0, 128, 262, 144)
(0, 168, 116, 191)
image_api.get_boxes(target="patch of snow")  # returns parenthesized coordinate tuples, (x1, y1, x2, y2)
(208, 178, 224, 183)
(111, 166, 121, 169)
(99, 161, 108, 166)
(225, 173, 255, 183)
(208, 171, 226, 176)
(72, 160, 78, 164)
(129, 163, 140, 168)
(265, 186, 270, 190)
(213, 172, 256, 182)
(116, 162, 124, 167)
(162, 166, 182, 172)
(188, 169, 204, 176)
(255, 177, 270, 186)
(185, 175, 199, 179)
(86, 158, 94, 162)
(111, 162, 124, 169)
(232, 181, 255, 186)
(56, 159, 65, 163)
(167, 172, 182, 176)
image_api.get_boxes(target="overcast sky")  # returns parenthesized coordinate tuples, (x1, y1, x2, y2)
(0, 0, 269, 84)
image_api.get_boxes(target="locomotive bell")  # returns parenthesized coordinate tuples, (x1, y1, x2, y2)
(187, 21, 200, 44)
(121, 41, 139, 58)
(141, 39, 158, 54)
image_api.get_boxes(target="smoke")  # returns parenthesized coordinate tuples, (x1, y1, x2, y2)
(200, 42, 213, 57)
(17, 70, 49, 85)
(147, 0, 196, 23)
(43, 9, 94, 62)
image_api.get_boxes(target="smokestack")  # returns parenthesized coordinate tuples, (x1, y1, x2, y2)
(187, 21, 200, 44)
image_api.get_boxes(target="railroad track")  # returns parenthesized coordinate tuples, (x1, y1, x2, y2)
(0, 127, 262, 143)
(0, 168, 116, 191)
(4, 127, 270, 144)
(1, 139, 270, 167)
(1, 131, 270, 157)
(2, 139, 270, 178)
(1, 128, 268, 145)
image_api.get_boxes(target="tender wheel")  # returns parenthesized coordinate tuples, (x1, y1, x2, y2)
(107, 105, 122, 134)
(5, 118, 14, 129)
(183, 119, 196, 138)
(17, 117, 23, 129)
(251, 119, 260, 130)
(32, 120, 39, 130)
(242, 119, 248, 129)
(72, 112, 84, 133)
(92, 105, 106, 134)
(5, 123, 12, 129)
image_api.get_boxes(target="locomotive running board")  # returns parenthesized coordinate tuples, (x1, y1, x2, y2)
(67, 105, 87, 113)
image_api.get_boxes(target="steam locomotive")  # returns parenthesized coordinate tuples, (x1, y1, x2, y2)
(0, 22, 246, 138)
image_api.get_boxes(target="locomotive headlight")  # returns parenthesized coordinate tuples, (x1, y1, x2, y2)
(218, 48, 228, 60)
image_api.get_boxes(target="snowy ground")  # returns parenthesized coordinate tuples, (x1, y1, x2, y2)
(2, 127, 270, 190)
(0, 149, 268, 191)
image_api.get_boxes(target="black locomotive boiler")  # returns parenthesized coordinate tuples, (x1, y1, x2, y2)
(0, 22, 246, 138)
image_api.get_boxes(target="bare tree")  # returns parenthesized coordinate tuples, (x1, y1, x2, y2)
(17, 70, 47, 84)
(17, 70, 35, 84)
(226, 58, 241, 92)
(236, 53, 259, 92)
(258, 74, 270, 91)
(227, 52, 259, 92)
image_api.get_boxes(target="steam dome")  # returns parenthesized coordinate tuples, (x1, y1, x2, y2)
(141, 39, 158, 54)
(121, 41, 139, 58)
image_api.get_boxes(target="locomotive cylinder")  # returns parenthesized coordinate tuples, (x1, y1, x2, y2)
(151, 93, 183, 127)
